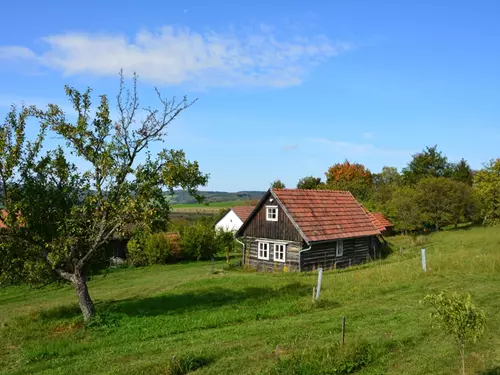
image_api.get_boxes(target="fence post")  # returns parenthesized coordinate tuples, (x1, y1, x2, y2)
(315, 267, 323, 300)
(312, 287, 316, 302)
(341, 316, 345, 345)
(421, 248, 427, 272)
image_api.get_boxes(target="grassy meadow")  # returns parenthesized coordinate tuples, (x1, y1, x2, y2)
(1, 226, 500, 374)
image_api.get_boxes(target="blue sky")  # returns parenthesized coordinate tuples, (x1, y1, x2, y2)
(1, 1, 499, 191)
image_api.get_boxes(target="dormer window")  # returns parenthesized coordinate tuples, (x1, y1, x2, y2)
(266, 206, 278, 221)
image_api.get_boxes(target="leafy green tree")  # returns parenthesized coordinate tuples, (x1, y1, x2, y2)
(473, 158, 500, 225)
(296, 176, 322, 190)
(402, 145, 450, 184)
(387, 186, 422, 234)
(0, 72, 208, 321)
(371, 166, 401, 209)
(423, 291, 486, 375)
(449, 158, 474, 185)
(415, 177, 456, 231)
(447, 181, 477, 228)
(271, 180, 286, 189)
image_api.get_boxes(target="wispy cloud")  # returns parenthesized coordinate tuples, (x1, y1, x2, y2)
(361, 132, 375, 140)
(307, 137, 409, 157)
(282, 143, 299, 151)
(0, 25, 352, 89)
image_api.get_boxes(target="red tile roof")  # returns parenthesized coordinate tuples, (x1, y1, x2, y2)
(231, 206, 255, 223)
(368, 212, 393, 231)
(273, 189, 380, 242)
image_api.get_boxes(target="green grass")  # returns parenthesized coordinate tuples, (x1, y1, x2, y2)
(172, 200, 251, 209)
(1, 226, 500, 374)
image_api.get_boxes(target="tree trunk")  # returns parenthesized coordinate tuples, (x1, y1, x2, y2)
(74, 271, 95, 322)
(460, 342, 466, 375)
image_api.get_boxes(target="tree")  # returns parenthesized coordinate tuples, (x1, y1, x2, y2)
(415, 177, 456, 231)
(387, 186, 421, 234)
(447, 181, 477, 228)
(0, 72, 208, 321)
(423, 291, 486, 375)
(271, 180, 286, 189)
(473, 158, 500, 225)
(296, 176, 322, 190)
(371, 166, 401, 209)
(325, 160, 372, 185)
(402, 145, 450, 184)
(449, 158, 473, 185)
(324, 160, 372, 201)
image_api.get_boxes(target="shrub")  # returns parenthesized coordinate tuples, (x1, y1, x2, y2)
(127, 231, 174, 266)
(422, 291, 486, 375)
(143, 233, 173, 264)
(179, 218, 219, 261)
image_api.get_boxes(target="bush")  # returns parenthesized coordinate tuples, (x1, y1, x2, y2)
(179, 218, 220, 261)
(127, 231, 174, 266)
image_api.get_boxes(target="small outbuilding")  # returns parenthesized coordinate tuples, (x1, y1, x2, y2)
(215, 206, 255, 232)
(235, 188, 382, 272)
(367, 212, 394, 236)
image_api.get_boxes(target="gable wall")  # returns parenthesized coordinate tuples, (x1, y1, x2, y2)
(241, 193, 303, 242)
(215, 210, 243, 232)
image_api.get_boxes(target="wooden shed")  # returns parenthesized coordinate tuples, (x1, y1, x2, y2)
(235, 188, 382, 271)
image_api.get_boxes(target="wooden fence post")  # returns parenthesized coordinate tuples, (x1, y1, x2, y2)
(341, 316, 345, 345)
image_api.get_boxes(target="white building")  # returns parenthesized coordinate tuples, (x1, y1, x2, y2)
(215, 206, 254, 232)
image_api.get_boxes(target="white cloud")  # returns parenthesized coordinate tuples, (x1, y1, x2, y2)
(0, 46, 36, 60)
(0, 25, 352, 89)
(307, 137, 409, 157)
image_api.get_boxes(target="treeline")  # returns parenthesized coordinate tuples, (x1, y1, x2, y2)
(273, 146, 500, 233)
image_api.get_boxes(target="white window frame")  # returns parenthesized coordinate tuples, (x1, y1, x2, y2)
(257, 241, 270, 260)
(273, 243, 286, 263)
(336, 240, 344, 257)
(266, 206, 278, 221)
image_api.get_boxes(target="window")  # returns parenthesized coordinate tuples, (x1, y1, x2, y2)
(336, 240, 344, 257)
(258, 242, 269, 260)
(274, 243, 286, 262)
(266, 206, 278, 221)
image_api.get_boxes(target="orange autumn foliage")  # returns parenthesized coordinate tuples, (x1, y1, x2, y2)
(325, 160, 372, 185)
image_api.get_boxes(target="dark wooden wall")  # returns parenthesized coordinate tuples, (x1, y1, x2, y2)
(300, 236, 377, 271)
(245, 237, 302, 271)
(242, 194, 302, 242)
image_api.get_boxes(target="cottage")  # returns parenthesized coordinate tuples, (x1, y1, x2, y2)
(215, 206, 254, 232)
(368, 212, 394, 236)
(235, 189, 382, 271)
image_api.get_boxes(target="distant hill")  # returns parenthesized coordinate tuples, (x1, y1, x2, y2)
(169, 190, 265, 205)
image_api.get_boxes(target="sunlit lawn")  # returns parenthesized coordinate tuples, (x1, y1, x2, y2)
(1, 226, 500, 374)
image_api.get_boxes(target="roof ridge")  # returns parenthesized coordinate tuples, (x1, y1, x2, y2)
(273, 188, 351, 193)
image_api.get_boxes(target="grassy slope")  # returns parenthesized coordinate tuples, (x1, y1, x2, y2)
(1, 227, 500, 375)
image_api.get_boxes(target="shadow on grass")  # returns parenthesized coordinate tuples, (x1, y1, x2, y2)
(480, 367, 500, 375)
(37, 282, 312, 321)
